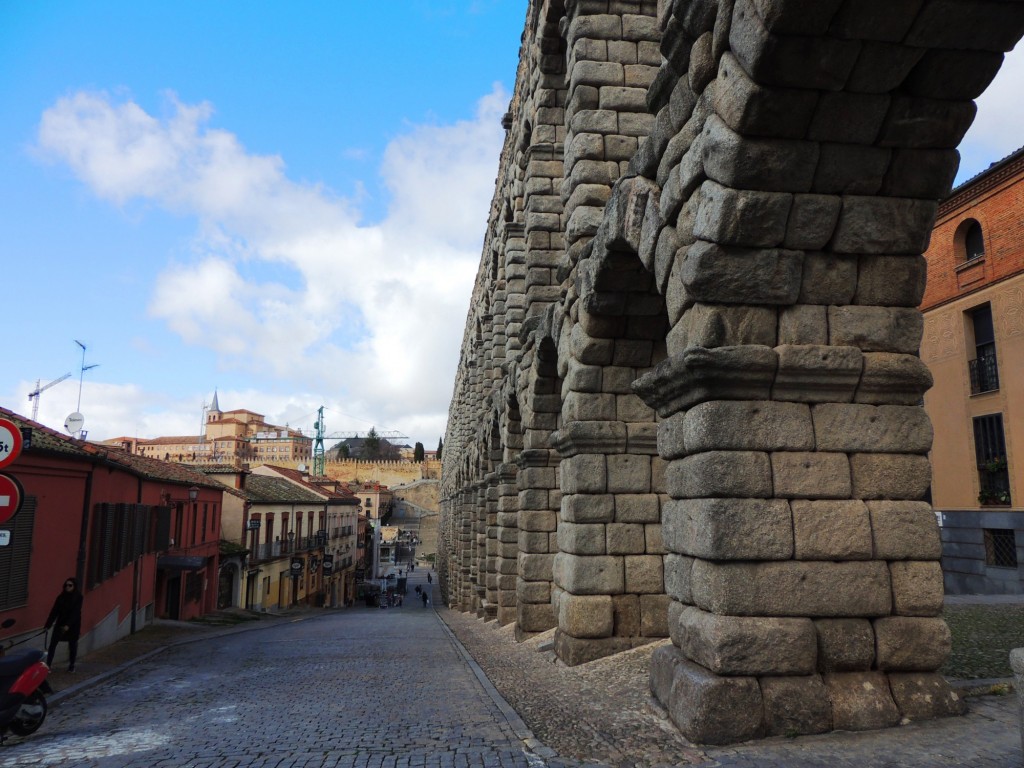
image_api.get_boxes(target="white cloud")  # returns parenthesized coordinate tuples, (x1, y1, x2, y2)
(35, 85, 508, 445)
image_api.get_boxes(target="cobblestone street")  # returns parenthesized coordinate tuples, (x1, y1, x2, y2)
(2, 571, 1021, 768)
(0, 574, 541, 768)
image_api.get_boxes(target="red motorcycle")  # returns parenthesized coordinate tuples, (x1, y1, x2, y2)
(0, 618, 51, 744)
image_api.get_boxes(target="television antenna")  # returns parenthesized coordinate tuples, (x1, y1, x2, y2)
(68, 340, 99, 438)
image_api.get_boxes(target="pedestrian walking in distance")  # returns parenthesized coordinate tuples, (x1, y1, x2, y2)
(421, 590, 428, 607)
(427, 572, 432, 585)
(45, 576, 84, 672)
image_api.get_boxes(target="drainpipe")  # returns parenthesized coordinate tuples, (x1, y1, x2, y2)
(75, 464, 95, 587)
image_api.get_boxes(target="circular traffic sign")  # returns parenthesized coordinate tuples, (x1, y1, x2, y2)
(0, 418, 23, 470)
(0, 472, 24, 526)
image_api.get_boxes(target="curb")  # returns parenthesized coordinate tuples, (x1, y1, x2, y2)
(434, 608, 559, 763)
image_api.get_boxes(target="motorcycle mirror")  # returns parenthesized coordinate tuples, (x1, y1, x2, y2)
(0, 618, 14, 629)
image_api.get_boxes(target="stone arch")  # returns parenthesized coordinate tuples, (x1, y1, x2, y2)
(495, 390, 523, 625)
(514, 329, 564, 640)
(550, 175, 672, 665)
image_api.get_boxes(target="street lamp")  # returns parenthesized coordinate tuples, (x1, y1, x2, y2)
(288, 530, 298, 606)
(188, 486, 200, 503)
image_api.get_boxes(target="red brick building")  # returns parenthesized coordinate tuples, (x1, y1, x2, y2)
(921, 146, 1024, 593)
(0, 407, 224, 660)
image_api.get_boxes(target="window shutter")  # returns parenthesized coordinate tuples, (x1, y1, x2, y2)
(0, 497, 35, 609)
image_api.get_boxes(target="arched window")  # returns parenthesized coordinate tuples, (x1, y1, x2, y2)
(955, 218, 986, 262)
(966, 220, 985, 260)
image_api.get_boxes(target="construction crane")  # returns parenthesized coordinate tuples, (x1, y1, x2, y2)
(28, 373, 72, 421)
(311, 406, 408, 476)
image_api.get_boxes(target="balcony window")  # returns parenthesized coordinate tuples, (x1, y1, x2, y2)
(974, 413, 1011, 506)
(968, 305, 999, 395)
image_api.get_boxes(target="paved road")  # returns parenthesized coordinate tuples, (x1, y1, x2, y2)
(0, 576, 543, 768)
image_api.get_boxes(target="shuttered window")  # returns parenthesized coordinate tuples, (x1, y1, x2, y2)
(89, 503, 158, 587)
(0, 497, 36, 609)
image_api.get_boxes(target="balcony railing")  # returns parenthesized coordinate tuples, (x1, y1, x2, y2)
(969, 354, 999, 395)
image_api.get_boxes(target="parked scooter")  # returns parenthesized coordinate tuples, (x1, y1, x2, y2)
(0, 618, 51, 744)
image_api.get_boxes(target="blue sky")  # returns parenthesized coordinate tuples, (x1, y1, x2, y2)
(1, 2, 1022, 451)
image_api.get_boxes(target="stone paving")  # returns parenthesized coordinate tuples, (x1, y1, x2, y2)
(2, 573, 1021, 767)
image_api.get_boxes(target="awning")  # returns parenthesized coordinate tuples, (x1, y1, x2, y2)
(157, 555, 209, 571)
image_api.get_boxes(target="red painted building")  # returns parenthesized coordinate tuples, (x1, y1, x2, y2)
(0, 407, 224, 660)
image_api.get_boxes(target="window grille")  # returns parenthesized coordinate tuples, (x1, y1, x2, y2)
(984, 528, 1018, 568)
(974, 414, 1011, 506)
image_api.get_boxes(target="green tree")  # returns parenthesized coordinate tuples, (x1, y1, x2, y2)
(364, 427, 382, 459)
(437, 437, 444, 461)
(414, 442, 425, 462)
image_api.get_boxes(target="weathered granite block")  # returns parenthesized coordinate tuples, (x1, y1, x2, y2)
(624, 554, 663, 593)
(677, 303, 778, 348)
(607, 523, 647, 555)
(792, 500, 872, 560)
(713, 52, 817, 139)
(519, 530, 552, 554)
(855, 255, 927, 307)
(824, 672, 900, 731)
(562, 454, 608, 494)
(798, 252, 858, 305)
(641, 594, 670, 636)
(690, 560, 892, 616)
(667, 451, 773, 498)
(663, 498, 794, 561)
(760, 675, 832, 737)
(812, 404, 933, 454)
(664, 554, 694, 603)
(850, 453, 931, 500)
(615, 493, 661, 523)
(813, 143, 891, 196)
(676, 606, 817, 675)
(650, 642, 687, 706)
(772, 344, 863, 403)
(558, 521, 607, 555)
(517, 579, 551, 604)
(771, 452, 852, 499)
(519, 552, 556, 582)
(668, 659, 764, 745)
(785, 194, 842, 250)
(558, 593, 614, 638)
(682, 241, 804, 305)
(831, 196, 937, 254)
(613, 593, 640, 636)
(607, 453, 652, 493)
(702, 114, 819, 192)
(520, 509, 558, 532)
(888, 673, 966, 720)
(555, 633, 633, 666)
(553, 552, 624, 594)
(867, 501, 942, 560)
(874, 616, 951, 671)
(694, 180, 792, 247)
(890, 560, 944, 616)
(779, 305, 828, 346)
(814, 618, 875, 672)
(828, 305, 923, 354)
(561, 493, 614, 524)
(518, 602, 555, 633)
(684, 400, 814, 452)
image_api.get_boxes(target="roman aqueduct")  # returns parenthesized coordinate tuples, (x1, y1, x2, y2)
(438, 0, 1024, 744)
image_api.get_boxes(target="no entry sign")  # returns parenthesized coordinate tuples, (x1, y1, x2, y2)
(0, 417, 23, 470)
(0, 473, 24, 526)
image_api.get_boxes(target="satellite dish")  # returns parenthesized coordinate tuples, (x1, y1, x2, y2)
(297, 463, 307, 472)
(64, 412, 85, 435)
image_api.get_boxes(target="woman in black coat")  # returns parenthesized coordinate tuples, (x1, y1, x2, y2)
(45, 576, 83, 672)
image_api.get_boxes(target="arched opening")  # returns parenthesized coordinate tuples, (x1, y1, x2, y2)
(955, 217, 986, 262)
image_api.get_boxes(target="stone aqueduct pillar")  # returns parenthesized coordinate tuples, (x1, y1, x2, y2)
(440, 0, 1024, 746)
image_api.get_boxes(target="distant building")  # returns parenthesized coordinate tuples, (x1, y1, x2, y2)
(103, 391, 312, 469)
(921, 146, 1024, 594)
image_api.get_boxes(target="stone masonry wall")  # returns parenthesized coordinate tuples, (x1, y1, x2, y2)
(440, 0, 1024, 746)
